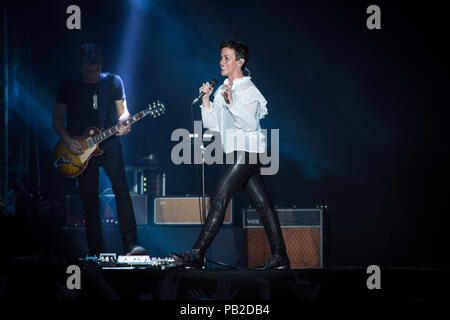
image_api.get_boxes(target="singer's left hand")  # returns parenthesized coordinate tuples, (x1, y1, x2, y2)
(116, 121, 131, 136)
(222, 84, 233, 105)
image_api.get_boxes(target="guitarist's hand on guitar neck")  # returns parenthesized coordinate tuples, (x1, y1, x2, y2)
(116, 121, 131, 136)
(62, 135, 84, 155)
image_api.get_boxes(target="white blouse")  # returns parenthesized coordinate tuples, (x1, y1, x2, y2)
(200, 76, 268, 153)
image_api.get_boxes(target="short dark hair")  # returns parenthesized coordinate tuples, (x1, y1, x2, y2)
(220, 40, 249, 70)
(80, 43, 102, 66)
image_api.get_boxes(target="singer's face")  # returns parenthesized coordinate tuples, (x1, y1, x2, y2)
(220, 47, 242, 77)
(81, 62, 101, 84)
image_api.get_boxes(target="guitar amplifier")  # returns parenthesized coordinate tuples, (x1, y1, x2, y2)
(244, 208, 323, 269)
(154, 197, 232, 224)
(65, 194, 148, 226)
(125, 166, 166, 196)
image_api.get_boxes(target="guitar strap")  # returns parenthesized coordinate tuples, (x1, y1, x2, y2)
(98, 73, 120, 131)
(97, 73, 108, 131)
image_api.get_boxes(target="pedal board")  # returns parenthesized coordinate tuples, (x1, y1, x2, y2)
(79, 253, 175, 269)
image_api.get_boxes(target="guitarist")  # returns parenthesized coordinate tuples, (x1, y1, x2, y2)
(52, 43, 145, 256)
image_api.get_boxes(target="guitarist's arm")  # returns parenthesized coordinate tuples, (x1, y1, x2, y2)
(52, 102, 84, 155)
(115, 99, 131, 136)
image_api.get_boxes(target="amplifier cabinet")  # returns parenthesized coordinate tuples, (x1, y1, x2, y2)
(125, 166, 165, 196)
(244, 208, 323, 269)
(154, 197, 232, 225)
(65, 194, 148, 226)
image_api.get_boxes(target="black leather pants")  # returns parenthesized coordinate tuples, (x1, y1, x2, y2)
(193, 151, 287, 257)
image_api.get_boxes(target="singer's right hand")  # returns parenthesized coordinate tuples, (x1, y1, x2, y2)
(199, 82, 214, 101)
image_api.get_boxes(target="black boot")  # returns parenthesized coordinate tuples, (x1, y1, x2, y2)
(170, 197, 227, 269)
(123, 235, 146, 256)
(253, 202, 291, 269)
(170, 248, 204, 269)
(243, 173, 291, 270)
(255, 253, 290, 270)
(126, 244, 146, 256)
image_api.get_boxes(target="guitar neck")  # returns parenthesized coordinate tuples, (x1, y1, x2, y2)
(91, 103, 163, 145)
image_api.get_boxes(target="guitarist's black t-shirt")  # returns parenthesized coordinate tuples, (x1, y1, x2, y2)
(56, 73, 126, 137)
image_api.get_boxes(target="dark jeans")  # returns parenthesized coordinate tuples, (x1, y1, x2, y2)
(193, 151, 287, 256)
(77, 138, 137, 255)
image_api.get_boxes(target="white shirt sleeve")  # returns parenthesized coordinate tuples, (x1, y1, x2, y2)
(199, 103, 220, 131)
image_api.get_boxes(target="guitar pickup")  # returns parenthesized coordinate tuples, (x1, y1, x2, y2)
(86, 137, 94, 148)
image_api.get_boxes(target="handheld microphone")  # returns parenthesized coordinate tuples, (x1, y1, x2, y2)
(192, 79, 218, 105)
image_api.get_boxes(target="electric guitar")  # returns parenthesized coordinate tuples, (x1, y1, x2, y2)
(53, 101, 165, 178)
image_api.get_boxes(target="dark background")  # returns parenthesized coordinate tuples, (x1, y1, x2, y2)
(1, 0, 447, 268)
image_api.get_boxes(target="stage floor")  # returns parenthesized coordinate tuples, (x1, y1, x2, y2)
(0, 257, 447, 300)
(0, 216, 447, 300)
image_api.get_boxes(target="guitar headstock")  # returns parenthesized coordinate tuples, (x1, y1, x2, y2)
(148, 100, 165, 117)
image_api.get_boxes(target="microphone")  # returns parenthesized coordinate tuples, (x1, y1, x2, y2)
(192, 79, 218, 105)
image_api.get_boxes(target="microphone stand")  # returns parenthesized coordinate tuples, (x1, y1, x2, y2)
(190, 101, 207, 268)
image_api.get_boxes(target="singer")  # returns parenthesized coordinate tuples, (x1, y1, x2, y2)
(171, 40, 290, 270)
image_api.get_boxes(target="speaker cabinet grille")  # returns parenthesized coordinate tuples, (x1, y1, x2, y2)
(154, 197, 232, 224)
(244, 208, 323, 269)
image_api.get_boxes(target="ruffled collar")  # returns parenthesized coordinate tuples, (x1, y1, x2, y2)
(223, 76, 251, 89)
